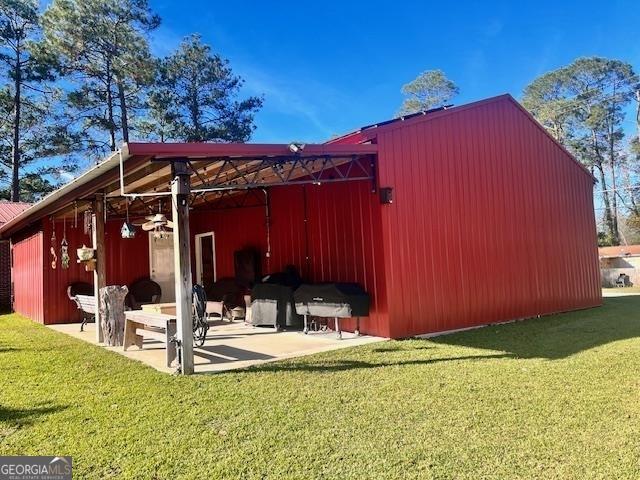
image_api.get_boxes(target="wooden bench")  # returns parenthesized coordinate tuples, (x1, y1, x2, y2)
(123, 310, 177, 368)
(71, 294, 96, 332)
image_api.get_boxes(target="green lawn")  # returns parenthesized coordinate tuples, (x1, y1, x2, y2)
(1, 297, 640, 479)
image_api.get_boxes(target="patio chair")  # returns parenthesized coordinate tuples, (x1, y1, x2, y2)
(126, 278, 162, 310)
(67, 282, 95, 331)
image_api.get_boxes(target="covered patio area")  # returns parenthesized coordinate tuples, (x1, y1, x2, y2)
(49, 320, 384, 374)
(5, 141, 388, 374)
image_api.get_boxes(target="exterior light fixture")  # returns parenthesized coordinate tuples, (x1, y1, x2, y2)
(288, 143, 305, 154)
(380, 187, 393, 204)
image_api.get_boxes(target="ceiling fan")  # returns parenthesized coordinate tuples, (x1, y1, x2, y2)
(140, 213, 174, 238)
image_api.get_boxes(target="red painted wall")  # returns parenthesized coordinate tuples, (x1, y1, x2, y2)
(104, 220, 150, 287)
(11, 227, 44, 323)
(190, 205, 267, 280)
(191, 182, 389, 336)
(15, 180, 386, 332)
(12, 96, 599, 339)
(374, 97, 601, 337)
(37, 219, 150, 325)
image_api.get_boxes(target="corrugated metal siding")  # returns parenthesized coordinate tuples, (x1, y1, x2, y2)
(303, 183, 388, 336)
(190, 205, 268, 279)
(104, 221, 150, 287)
(12, 228, 44, 323)
(38, 219, 150, 325)
(376, 97, 601, 337)
(190, 182, 389, 336)
(41, 220, 92, 324)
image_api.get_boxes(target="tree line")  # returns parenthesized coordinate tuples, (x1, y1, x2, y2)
(399, 61, 640, 247)
(0, 0, 262, 202)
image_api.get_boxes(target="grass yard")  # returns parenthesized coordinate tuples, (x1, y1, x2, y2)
(1, 297, 640, 479)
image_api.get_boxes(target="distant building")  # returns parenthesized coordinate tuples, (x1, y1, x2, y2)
(599, 245, 640, 287)
(0, 202, 31, 310)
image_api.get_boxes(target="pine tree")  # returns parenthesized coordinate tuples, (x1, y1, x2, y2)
(398, 70, 459, 116)
(523, 57, 639, 246)
(0, 0, 76, 201)
(144, 35, 263, 142)
(41, 0, 159, 154)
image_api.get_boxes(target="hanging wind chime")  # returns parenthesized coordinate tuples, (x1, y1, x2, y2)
(61, 216, 70, 269)
(121, 198, 136, 239)
(83, 209, 92, 236)
(77, 207, 96, 271)
(50, 218, 57, 270)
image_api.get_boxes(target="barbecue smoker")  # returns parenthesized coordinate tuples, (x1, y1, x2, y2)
(294, 283, 370, 339)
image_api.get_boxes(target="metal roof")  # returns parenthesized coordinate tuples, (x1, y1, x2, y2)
(327, 94, 595, 183)
(598, 245, 640, 258)
(0, 142, 377, 238)
(0, 201, 32, 225)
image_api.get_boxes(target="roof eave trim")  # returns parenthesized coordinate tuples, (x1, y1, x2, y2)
(0, 145, 131, 238)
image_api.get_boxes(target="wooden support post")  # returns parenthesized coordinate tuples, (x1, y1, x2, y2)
(92, 193, 106, 343)
(171, 162, 194, 374)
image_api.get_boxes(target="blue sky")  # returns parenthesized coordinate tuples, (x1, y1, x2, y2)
(150, 0, 640, 144)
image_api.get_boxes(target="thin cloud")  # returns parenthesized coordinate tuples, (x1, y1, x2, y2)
(245, 77, 333, 136)
(148, 27, 348, 142)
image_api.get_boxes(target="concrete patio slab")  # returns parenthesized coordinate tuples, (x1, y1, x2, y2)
(49, 321, 385, 374)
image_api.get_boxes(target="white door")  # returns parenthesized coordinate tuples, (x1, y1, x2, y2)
(149, 232, 175, 302)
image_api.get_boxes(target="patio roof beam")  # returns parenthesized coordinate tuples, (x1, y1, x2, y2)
(190, 188, 267, 211)
(190, 155, 376, 193)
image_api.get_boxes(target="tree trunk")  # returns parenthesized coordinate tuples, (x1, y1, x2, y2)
(105, 59, 116, 151)
(636, 89, 640, 144)
(116, 78, 129, 144)
(99, 285, 129, 346)
(592, 129, 619, 245)
(594, 162, 617, 244)
(11, 45, 22, 202)
(608, 121, 619, 244)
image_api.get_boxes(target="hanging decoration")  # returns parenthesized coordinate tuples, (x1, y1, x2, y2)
(76, 244, 96, 271)
(74, 202, 78, 229)
(84, 210, 92, 236)
(50, 219, 57, 270)
(121, 199, 136, 239)
(61, 217, 70, 269)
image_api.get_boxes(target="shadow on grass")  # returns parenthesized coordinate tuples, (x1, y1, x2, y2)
(430, 296, 640, 360)
(0, 403, 68, 425)
(243, 353, 513, 374)
(371, 345, 435, 353)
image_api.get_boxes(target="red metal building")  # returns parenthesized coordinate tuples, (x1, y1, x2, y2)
(0, 94, 602, 338)
(0, 202, 31, 311)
